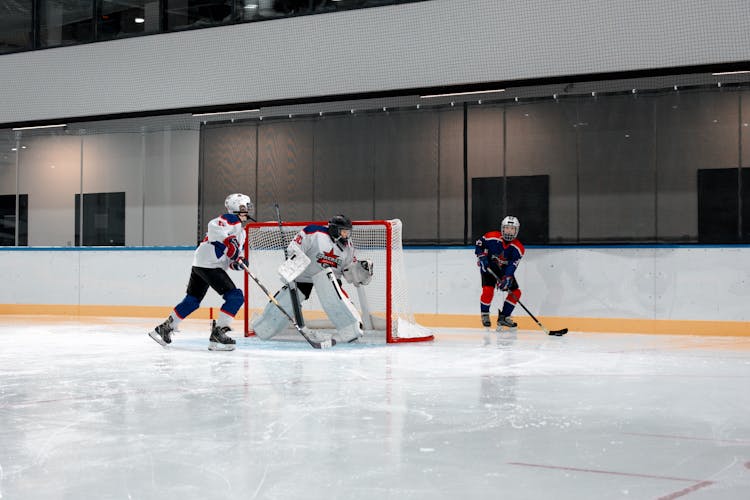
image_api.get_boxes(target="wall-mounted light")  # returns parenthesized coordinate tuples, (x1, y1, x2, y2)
(134, 17, 145, 24)
(12, 123, 67, 131)
(420, 89, 505, 99)
(192, 109, 260, 117)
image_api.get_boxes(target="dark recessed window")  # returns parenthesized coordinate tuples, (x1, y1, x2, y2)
(75, 192, 126, 246)
(0, 194, 28, 246)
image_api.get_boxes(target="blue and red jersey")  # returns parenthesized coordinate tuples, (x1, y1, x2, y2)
(474, 230, 525, 277)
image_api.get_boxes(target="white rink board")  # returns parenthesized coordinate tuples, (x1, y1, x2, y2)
(1, 246, 749, 322)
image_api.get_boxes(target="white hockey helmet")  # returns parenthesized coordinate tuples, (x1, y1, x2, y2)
(500, 215, 520, 242)
(224, 193, 254, 218)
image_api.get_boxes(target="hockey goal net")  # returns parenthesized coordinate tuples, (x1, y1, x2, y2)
(242, 219, 433, 343)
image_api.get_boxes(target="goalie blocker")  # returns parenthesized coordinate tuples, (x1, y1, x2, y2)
(252, 268, 366, 343)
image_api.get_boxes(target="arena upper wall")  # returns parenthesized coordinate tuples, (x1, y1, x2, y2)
(2, 0, 750, 124)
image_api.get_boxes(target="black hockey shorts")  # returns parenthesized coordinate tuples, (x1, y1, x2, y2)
(186, 266, 237, 301)
(481, 268, 519, 291)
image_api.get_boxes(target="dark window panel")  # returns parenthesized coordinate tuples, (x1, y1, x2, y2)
(75, 192, 126, 246)
(0, 194, 28, 246)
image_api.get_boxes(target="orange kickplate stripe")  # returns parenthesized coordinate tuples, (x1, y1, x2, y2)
(0, 305, 747, 336)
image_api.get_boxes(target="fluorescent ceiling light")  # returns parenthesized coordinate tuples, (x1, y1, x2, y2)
(711, 70, 750, 76)
(12, 123, 67, 131)
(420, 89, 506, 98)
(192, 109, 260, 117)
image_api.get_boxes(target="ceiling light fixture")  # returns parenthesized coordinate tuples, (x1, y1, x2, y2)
(711, 70, 750, 76)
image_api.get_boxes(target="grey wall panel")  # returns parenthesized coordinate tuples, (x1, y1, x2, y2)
(257, 120, 314, 222)
(201, 123, 258, 230)
(466, 105, 503, 240)
(577, 95, 656, 241)
(744, 92, 750, 169)
(143, 129, 199, 246)
(3, 0, 750, 124)
(313, 115, 376, 222)
(371, 111, 439, 242)
(437, 108, 464, 243)
(505, 101, 578, 242)
(655, 91, 739, 241)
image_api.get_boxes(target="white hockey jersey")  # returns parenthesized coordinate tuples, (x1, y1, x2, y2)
(287, 224, 355, 283)
(192, 213, 246, 269)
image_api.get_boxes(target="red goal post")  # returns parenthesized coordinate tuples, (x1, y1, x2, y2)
(242, 219, 433, 343)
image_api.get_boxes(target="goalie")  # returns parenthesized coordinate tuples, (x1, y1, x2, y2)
(252, 214, 374, 344)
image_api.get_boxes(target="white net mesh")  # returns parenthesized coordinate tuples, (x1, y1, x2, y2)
(243, 219, 432, 343)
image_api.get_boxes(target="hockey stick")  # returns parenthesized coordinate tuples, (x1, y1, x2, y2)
(274, 204, 306, 328)
(515, 299, 568, 336)
(240, 261, 335, 349)
(486, 267, 568, 336)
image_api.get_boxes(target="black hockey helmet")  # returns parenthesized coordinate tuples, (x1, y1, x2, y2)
(328, 214, 353, 244)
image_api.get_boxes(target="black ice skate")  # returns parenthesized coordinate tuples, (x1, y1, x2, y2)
(149, 317, 175, 346)
(209, 320, 236, 351)
(496, 314, 517, 331)
(481, 313, 491, 328)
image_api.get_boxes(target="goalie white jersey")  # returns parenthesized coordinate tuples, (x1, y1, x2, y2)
(192, 213, 246, 269)
(287, 224, 355, 283)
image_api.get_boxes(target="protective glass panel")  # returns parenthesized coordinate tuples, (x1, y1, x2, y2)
(656, 91, 739, 242)
(80, 116, 200, 246)
(17, 130, 81, 246)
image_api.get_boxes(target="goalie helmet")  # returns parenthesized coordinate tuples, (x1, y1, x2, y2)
(328, 214, 353, 245)
(224, 193, 253, 219)
(500, 215, 520, 242)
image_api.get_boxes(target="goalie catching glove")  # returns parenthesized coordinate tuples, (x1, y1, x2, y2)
(342, 259, 374, 286)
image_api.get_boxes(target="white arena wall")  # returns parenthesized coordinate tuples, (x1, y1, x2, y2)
(1, 247, 748, 336)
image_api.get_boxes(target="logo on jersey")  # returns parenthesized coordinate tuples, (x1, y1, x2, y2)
(317, 248, 340, 268)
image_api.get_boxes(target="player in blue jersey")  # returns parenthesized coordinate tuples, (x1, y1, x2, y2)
(475, 216, 524, 330)
(149, 193, 253, 351)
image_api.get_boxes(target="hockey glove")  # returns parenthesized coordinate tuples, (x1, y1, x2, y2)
(229, 257, 247, 271)
(497, 275, 513, 291)
(478, 255, 489, 273)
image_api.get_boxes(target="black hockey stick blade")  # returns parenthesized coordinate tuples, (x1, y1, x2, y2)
(548, 328, 568, 336)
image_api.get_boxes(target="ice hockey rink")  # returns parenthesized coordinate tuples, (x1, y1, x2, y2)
(0, 316, 748, 500)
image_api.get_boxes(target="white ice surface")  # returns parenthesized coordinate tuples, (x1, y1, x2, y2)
(1, 318, 749, 500)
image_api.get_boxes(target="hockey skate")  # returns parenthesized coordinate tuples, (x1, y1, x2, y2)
(149, 317, 175, 346)
(496, 314, 517, 332)
(481, 312, 491, 328)
(209, 320, 236, 351)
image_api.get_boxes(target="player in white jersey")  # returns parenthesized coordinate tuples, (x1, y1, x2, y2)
(252, 214, 374, 344)
(149, 193, 253, 351)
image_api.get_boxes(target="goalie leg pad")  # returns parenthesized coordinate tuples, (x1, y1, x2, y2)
(251, 286, 301, 340)
(312, 269, 363, 341)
